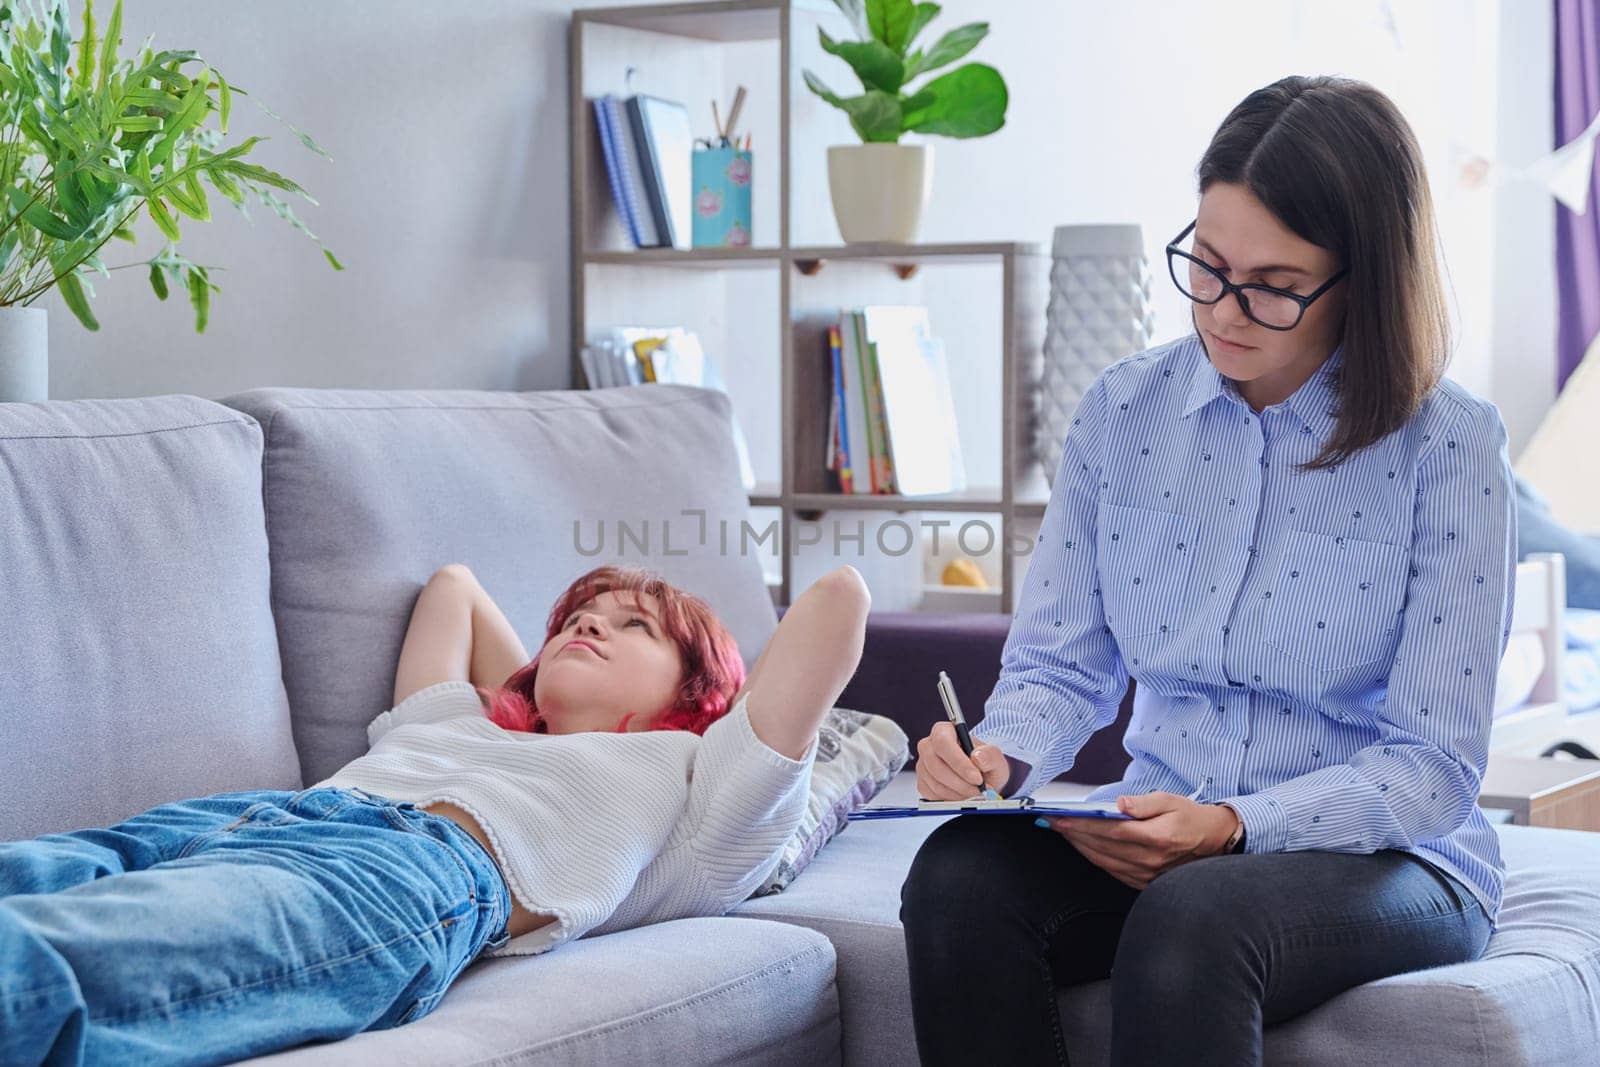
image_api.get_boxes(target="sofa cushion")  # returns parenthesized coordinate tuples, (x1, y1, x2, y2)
(218, 385, 777, 784)
(241, 916, 839, 1065)
(0, 396, 300, 840)
(735, 770, 1600, 1066)
(753, 705, 910, 895)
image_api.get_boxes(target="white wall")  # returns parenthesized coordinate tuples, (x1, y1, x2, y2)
(41, 0, 1555, 460)
(791, 0, 1554, 450)
(43, 1, 575, 400)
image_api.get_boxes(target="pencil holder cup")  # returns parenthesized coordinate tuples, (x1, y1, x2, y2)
(692, 146, 753, 248)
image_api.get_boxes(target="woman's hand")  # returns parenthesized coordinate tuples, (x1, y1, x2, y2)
(915, 722, 1011, 799)
(1038, 793, 1240, 890)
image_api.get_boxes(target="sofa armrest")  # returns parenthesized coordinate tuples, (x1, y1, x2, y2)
(790, 608, 1133, 786)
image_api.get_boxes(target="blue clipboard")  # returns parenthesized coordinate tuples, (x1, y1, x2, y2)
(850, 797, 1133, 821)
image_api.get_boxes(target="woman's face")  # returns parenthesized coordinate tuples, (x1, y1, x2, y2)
(1188, 181, 1348, 409)
(533, 589, 686, 734)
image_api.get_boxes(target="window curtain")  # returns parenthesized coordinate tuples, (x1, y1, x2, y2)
(1556, 0, 1600, 392)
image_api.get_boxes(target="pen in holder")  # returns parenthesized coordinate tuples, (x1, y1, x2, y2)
(692, 144, 752, 248)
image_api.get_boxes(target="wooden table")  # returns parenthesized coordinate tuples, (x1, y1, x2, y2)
(1479, 755, 1600, 830)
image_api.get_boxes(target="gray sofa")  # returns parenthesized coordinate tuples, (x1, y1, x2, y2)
(3, 383, 1600, 1065)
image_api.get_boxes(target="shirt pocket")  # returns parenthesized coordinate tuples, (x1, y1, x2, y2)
(1265, 530, 1409, 670)
(1096, 502, 1200, 639)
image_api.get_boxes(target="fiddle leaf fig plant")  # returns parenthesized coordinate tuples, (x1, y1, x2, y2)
(0, 0, 340, 333)
(803, 0, 1008, 144)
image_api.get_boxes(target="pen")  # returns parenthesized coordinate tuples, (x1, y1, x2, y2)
(937, 670, 999, 800)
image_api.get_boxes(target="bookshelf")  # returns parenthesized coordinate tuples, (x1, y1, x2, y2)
(571, 0, 1050, 613)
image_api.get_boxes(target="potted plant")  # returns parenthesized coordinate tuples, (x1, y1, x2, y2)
(0, 0, 339, 402)
(803, 0, 1008, 244)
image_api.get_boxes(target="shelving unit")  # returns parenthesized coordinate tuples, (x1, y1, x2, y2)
(571, 0, 1050, 612)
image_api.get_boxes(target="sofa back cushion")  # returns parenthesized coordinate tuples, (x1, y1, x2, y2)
(219, 384, 778, 784)
(0, 397, 300, 839)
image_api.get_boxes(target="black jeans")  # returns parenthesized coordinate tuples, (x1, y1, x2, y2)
(900, 814, 1492, 1066)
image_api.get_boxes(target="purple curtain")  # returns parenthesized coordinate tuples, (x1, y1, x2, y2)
(1556, 0, 1600, 392)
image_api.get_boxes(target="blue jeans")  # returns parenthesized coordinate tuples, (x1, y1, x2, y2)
(901, 814, 1493, 1066)
(0, 786, 511, 1066)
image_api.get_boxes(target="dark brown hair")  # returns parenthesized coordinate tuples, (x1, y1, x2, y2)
(1197, 75, 1451, 469)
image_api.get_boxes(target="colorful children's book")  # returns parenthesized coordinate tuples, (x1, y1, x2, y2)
(848, 310, 896, 493)
(836, 313, 874, 494)
(828, 325, 854, 494)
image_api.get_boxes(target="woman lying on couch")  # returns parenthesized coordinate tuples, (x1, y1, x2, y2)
(0, 562, 870, 1066)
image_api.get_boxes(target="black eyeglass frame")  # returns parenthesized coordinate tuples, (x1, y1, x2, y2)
(1166, 220, 1348, 332)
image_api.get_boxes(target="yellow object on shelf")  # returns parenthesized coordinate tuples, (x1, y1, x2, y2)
(940, 559, 988, 588)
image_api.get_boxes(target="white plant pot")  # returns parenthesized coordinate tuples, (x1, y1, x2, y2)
(826, 143, 933, 244)
(0, 306, 47, 403)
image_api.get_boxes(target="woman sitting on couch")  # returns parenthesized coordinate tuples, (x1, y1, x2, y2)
(0, 562, 870, 1066)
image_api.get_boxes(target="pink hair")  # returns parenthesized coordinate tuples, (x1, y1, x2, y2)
(477, 565, 745, 737)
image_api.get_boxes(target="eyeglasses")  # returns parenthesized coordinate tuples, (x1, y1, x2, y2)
(1166, 220, 1347, 331)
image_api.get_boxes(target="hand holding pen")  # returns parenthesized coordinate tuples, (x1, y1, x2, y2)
(915, 670, 1010, 801)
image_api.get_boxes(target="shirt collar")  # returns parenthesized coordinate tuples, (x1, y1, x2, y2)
(1180, 336, 1343, 442)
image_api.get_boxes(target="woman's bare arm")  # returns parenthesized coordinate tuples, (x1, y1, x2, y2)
(731, 565, 871, 760)
(393, 564, 531, 705)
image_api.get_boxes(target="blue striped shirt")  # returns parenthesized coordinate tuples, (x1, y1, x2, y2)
(974, 334, 1515, 930)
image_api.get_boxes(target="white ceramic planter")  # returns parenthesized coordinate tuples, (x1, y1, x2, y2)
(826, 143, 933, 244)
(0, 306, 47, 403)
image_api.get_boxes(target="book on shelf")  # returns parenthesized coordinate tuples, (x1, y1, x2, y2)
(592, 95, 661, 248)
(826, 306, 964, 498)
(853, 309, 897, 494)
(579, 326, 755, 492)
(632, 336, 666, 381)
(833, 310, 876, 493)
(863, 306, 965, 497)
(826, 325, 854, 494)
(625, 95, 694, 250)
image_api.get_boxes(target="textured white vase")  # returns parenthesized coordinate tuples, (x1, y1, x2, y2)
(1031, 224, 1155, 483)
(0, 306, 47, 403)
(826, 143, 933, 244)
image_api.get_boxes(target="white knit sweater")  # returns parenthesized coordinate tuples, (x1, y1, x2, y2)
(315, 680, 816, 957)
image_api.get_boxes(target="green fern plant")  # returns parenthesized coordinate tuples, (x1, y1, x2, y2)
(0, 0, 340, 333)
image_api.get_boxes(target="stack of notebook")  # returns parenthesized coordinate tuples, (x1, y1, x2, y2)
(593, 94, 694, 250)
(827, 306, 964, 498)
